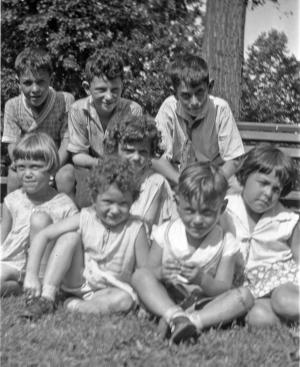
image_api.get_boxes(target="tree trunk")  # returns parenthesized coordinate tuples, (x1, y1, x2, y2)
(202, 0, 247, 119)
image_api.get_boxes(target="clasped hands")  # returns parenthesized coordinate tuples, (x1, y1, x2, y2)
(161, 259, 204, 285)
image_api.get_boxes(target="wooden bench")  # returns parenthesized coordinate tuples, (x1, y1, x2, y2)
(237, 122, 300, 211)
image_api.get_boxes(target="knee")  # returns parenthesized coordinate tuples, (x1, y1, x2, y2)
(271, 284, 299, 319)
(30, 211, 52, 231)
(247, 302, 279, 327)
(107, 290, 134, 313)
(55, 164, 75, 192)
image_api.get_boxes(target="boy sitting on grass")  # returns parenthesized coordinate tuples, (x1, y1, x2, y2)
(153, 53, 244, 187)
(132, 162, 253, 345)
(67, 49, 143, 208)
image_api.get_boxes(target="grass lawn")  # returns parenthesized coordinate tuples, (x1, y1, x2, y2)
(1, 295, 299, 366)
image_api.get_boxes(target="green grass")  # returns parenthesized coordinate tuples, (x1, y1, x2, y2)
(1, 295, 299, 366)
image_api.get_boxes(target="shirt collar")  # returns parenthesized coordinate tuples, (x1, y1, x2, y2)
(176, 96, 210, 128)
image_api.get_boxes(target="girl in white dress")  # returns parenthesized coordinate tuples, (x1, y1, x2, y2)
(104, 115, 176, 232)
(0, 133, 78, 297)
(223, 143, 299, 326)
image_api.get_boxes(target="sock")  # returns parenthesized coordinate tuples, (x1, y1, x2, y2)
(188, 311, 204, 331)
(41, 284, 57, 301)
(163, 305, 186, 324)
(64, 298, 81, 311)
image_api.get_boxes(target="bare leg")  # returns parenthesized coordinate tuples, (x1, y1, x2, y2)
(271, 283, 300, 321)
(246, 298, 280, 327)
(0, 263, 22, 297)
(55, 164, 76, 200)
(65, 287, 134, 314)
(188, 287, 254, 331)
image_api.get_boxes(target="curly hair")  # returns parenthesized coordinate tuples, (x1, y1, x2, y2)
(13, 132, 59, 173)
(236, 143, 297, 197)
(104, 115, 163, 158)
(88, 156, 141, 202)
(178, 162, 228, 209)
(84, 49, 124, 83)
(15, 48, 53, 77)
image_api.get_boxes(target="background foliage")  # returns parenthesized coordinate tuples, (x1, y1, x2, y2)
(1, 0, 300, 123)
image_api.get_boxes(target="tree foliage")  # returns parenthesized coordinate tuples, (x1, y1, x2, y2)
(241, 30, 300, 124)
(1, 0, 204, 115)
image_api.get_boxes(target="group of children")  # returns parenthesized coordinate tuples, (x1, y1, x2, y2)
(0, 47, 299, 345)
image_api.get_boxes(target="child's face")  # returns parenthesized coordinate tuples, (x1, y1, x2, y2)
(177, 81, 209, 118)
(18, 69, 51, 109)
(15, 159, 52, 196)
(94, 183, 133, 228)
(85, 75, 122, 117)
(242, 170, 282, 214)
(118, 141, 151, 174)
(177, 194, 226, 243)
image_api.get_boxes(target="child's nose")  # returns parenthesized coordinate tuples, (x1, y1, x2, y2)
(190, 94, 199, 106)
(32, 83, 40, 92)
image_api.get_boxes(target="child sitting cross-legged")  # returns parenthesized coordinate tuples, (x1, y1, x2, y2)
(21, 156, 149, 319)
(132, 162, 254, 345)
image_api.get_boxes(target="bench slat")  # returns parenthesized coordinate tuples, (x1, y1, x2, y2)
(239, 130, 300, 144)
(238, 122, 300, 134)
(243, 145, 300, 158)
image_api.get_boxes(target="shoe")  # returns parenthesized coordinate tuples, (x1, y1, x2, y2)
(169, 316, 198, 345)
(20, 296, 55, 320)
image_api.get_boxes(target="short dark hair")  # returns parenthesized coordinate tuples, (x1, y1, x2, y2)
(168, 53, 209, 91)
(85, 49, 124, 83)
(15, 48, 53, 77)
(236, 143, 297, 197)
(88, 155, 141, 202)
(104, 115, 163, 158)
(178, 162, 228, 208)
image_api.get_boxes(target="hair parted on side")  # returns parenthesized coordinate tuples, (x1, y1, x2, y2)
(84, 49, 124, 83)
(168, 53, 209, 91)
(103, 115, 163, 158)
(15, 48, 53, 77)
(13, 132, 59, 173)
(236, 143, 297, 197)
(178, 162, 228, 208)
(88, 155, 141, 202)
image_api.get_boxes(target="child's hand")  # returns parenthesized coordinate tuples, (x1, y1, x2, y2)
(161, 259, 182, 282)
(23, 273, 41, 298)
(180, 262, 204, 284)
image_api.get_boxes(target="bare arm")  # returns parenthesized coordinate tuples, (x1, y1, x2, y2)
(134, 225, 150, 268)
(58, 138, 70, 167)
(72, 152, 99, 168)
(289, 220, 300, 264)
(1, 203, 13, 243)
(151, 157, 179, 186)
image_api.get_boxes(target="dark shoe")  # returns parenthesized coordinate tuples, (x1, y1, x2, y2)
(20, 297, 55, 320)
(169, 316, 198, 345)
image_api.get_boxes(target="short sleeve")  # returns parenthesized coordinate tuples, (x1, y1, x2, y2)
(155, 97, 177, 160)
(215, 100, 244, 161)
(67, 103, 90, 154)
(60, 92, 75, 141)
(222, 231, 240, 257)
(2, 98, 21, 143)
(130, 101, 143, 117)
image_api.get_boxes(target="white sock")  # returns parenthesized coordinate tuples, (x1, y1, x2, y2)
(188, 311, 204, 331)
(163, 306, 185, 324)
(41, 285, 57, 301)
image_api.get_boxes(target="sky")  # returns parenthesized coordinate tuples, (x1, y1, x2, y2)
(244, 0, 300, 60)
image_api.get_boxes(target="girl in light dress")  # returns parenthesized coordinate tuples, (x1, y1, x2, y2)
(0, 133, 78, 297)
(223, 143, 299, 326)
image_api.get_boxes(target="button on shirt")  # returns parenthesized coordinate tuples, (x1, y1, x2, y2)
(68, 96, 143, 158)
(155, 95, 244, 170)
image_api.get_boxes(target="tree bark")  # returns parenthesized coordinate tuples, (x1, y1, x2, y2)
(202, 0, 247, 119)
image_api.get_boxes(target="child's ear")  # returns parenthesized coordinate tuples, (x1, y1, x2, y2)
(208, 80, 214, 93)
(220, 198, 228, 214)
(82, 81, 90, 95)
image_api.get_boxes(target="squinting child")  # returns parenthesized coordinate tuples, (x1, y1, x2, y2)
(0, 133, 78, 297)
(223, 143, 300, 326)
(2, 48, 75, 196)
(21, 156, 149, 319)
(153, 53, 244, 187)
(104, 115, 176, 231)
(132, 162, 253, 345)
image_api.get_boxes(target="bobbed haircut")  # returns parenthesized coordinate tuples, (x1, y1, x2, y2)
(13, 132, 60, 173)
(88, 155, 141, 202)
(178, 162, 228, 209)
(168, 53, 209, 91)
(15, 48, 53, 77)
(236, 143, 297, 197)
(104, 115, 163, 158)
(85, 49, 124, 83)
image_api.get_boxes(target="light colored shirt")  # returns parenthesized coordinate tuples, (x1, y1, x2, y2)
(223, 194, 299, 271)
(79, 207, 144, 289)
(155, 95, 244, 170)
(2, 88, 74, 147)
(68, 96, 142, 158)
